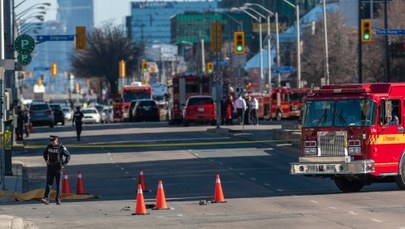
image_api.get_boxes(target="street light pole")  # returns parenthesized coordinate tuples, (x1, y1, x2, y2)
(282, 0, 301, 88)
(244, 3, 280, 91)
(322, 0, 330, 85)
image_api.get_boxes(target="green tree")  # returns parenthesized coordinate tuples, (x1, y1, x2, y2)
(71, 23, 143, 98)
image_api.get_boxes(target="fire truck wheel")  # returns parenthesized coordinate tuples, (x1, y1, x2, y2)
(395, 159, 405, 189)
(334, 177, 364, 193)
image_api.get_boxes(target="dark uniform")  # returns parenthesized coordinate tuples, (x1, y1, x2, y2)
(42, 135, 71, 205)
(72, 107, 84, 141)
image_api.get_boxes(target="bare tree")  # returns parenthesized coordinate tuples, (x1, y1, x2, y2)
(301, 11, 357, 87)
(71, 23, 143, 98)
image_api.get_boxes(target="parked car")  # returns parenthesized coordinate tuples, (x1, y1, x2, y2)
(62, 106, 73, 120)
(101, 106, 113, 123)
(182, 95, 216, 126)
(131, 99, 160, 122)
(81, 107, 101, 124)
(49, 103, 65, 125)
(28, 102, 54, 127)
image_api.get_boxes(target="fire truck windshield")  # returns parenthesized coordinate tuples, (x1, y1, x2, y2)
(123, 93, 150, 102)
(302, 99, 376, 128)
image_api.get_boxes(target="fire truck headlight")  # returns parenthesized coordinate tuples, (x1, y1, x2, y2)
(348, 146, 361, 155)
(304, 147, 317, 155)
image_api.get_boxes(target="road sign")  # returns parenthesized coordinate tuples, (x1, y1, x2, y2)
(376, 29, 405, 35)
(272, 66, 295, 74)
(36, 35, 75, 42)
(17, 54, 32, 66)
(15, 34, 35, 54)
(33, 66, 50, 71)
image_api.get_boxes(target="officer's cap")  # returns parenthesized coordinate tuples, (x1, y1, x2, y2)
(50, 135, 59, 140)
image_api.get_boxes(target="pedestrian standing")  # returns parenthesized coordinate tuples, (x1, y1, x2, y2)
(234, 95, 246, 125)
(244, 96, 251, 125)
(72, 106, 84, 141)
(15, 106, 24, 141)
(41, 135, 71, 205)
(23, 108, 30, 137)
(250, 96, 259, 125)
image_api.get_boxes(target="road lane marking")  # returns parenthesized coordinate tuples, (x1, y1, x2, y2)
(348, 211, 358, 215)
(371, 218, 382, 223)
(310, 200, 318, 204)
(276, 189, 284, 192)
(24, 139, 296, 149)
(328, 206, 336, 210)
(263, 183, 270, 186)
(239, 172, 245, 176)
(250, 177, 256, 181)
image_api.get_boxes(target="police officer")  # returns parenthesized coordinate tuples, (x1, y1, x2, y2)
(41, 135, 71, 205)
(72, 106, 84, 141)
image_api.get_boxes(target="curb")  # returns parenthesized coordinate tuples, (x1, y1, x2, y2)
(0, 215, 24, 229)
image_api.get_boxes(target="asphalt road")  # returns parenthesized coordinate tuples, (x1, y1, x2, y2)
(4, 121, 405, 229)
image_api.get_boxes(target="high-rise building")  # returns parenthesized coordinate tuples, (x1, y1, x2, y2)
(126, 1, 219, 46)
(26, 0, 94, 95)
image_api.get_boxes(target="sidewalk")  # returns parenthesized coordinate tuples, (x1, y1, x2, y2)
(0, 143, 36, 229)
(207, 122, 301, 147)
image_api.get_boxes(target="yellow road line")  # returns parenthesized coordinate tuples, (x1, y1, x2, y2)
(24, 139, 298, 149)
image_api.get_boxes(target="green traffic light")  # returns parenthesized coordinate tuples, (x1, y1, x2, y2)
(236, 45, 243, 51)
(363, 34, 370, 40)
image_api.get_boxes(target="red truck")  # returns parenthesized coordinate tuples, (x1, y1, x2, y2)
(290, 83, 405, 192)
(253, 87, 311, 120)
(112, 83, 153, 122)
(168, 74, 211, 125)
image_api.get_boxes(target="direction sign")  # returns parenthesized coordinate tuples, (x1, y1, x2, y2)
(15, 34, 35, 55)
(36, 35, 75, 42)
(17, 54, 32, 66)
(272, 66, 295, 74)
(376, 29, 405, 35)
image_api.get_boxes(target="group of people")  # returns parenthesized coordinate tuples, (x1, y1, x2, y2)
(233, 94, 259, 125)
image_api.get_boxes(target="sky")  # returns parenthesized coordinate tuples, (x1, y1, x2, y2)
(15, 0, 133, 27)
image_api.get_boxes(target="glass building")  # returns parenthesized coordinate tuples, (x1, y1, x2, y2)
(25, 0, 94, 95)
(126, 0, 219, 46)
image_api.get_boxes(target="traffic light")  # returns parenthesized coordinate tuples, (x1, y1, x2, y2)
(234, 32, 245, 54)
(119, 60, 126, 77)
(51, 63, 57, 76)
(75, 26, 86, 49)
(207, 62, 214, 73)
(211, 22, 223, 52)
(142, 61, 148, 73)
(361, 19, 372, 43)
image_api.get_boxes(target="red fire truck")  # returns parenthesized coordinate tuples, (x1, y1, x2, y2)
(168, 74, 211, 125)
(290, 83, 405, 192)
(112, 83, 153, 122)
(254, 87, 311, 120)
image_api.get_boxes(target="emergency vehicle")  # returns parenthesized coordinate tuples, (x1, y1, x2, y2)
(168, 74, 211, 125)
(290, 83, 405, 192)
(121, 82, 152, 121)
(253, 87, 311, 120)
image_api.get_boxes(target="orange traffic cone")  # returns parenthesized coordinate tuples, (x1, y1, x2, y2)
(76, 171, 86, 194)
(213, 174, 226, 203)
(138, 168, 150, 192)
(153, 180, 170, 210)
(62, 172, 71, 194)
(132, 184, 149, 215)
